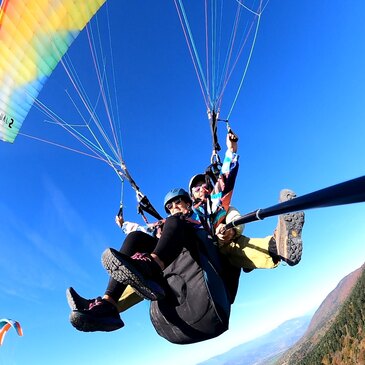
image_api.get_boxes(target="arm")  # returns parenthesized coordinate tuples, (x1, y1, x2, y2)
(226, 130, 238, 153)
(225, 206, 244, 236)
(208, 130, 240, 228)
(221, 131, 239, 175)
(115, 215, 156, 236)
(215, 206, 244, 245)
(211, 131, 239, 218)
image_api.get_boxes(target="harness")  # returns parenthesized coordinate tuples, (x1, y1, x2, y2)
(149, 220, 232, 344)
(117, 165, 162, 224)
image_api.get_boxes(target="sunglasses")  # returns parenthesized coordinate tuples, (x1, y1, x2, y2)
(166, 197, 183, 210)
(191, 183, 207, 193)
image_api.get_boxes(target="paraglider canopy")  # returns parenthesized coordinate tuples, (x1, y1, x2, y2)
(0, 0, 106, 143)
(0, 0, 162, 223)
(0, 318, 23, 346)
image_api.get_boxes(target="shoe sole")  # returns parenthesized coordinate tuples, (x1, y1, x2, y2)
(70, 310, 124, 332)
(277, 189, 305, 266)
(101, 248, 165, 301)
(278, 210, 305, 266)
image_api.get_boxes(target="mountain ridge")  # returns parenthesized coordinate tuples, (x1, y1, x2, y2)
(275, 262, 365, 365)
(196, 262, 365, 365)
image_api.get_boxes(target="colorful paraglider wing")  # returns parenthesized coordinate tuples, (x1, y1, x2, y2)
(0, 318, 23, 346)
(0, 323, 11, 346)
(0, 0, 106, 143)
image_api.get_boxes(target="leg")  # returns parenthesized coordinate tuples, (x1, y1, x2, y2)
(104, 231, 159, 303)
(219, 235, 279, 270)
(67, 231, 158, 310)
(219, 189, 304, 270)
(102, 216, 196, 300)
(152, 215, 195, 267)
(117, 285, 142, 312)
(68, 231, 158, 331)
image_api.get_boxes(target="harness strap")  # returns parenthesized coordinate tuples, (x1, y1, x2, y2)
(117, 166, 162, 223)
(137, 195, 163, 222)
(208, 109, 221, 155)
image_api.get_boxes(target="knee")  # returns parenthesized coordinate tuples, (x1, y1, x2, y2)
(164, 215, 185, 230)
(126, 230, 147, 242)
(120, 231, 153, 254)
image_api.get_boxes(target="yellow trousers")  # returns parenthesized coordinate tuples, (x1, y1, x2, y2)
(219, 235, 279, 270)
(116, 285, 143, 313)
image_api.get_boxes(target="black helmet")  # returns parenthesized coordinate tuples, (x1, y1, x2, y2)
(163, 188, 191, 213)
(188, 174, 205, 194)
(188, 173, 214, 195)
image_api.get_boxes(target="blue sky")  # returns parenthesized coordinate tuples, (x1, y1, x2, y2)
(0, 1, 364, 364)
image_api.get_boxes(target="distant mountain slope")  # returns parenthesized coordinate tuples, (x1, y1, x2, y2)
(196, 315, 311, 365)
(304, 263, 364, 341)
(276, 263, 365, 365)
(196, 263, 365, 365)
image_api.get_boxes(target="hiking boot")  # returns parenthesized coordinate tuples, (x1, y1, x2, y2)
(69, 297, 124, 332)
(66, 287, 94, 311)
(102, 248, 165, 301)
(272, 189, 305, 266)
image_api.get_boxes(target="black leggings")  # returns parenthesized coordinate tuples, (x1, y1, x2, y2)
(104, 216, 196, 301)
(153, 215, 196, 267)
